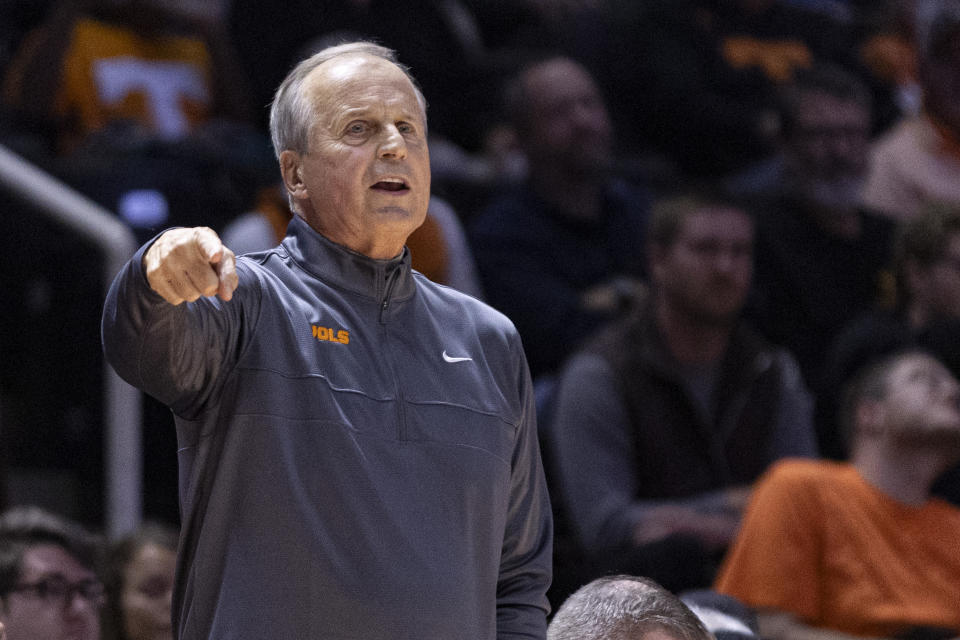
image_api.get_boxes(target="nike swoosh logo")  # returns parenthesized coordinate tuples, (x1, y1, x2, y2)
(442, 350, 473, 363)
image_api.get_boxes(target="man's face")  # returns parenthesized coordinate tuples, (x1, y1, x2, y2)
(653, 207, 754, 326)
(518, 58, 613, 176)
(0, 544, 101, 640)
(878, 353, 960, 444)
(282, 53, 430, 259)
(784, 91, 870, 210)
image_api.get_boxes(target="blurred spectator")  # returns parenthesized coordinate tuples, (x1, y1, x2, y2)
(854, 0, 923, 132)
(819, 203, 960, 458)
(469, 55, 651, 378)
(549, 192, 815, 596)
(863, 0, 960, 220)
(547, 574, 713, 640)
(715, 349, 960, 639)
(102, 522, 178, 640)
(594, 0, 859, 180)
(0, 506, 103, 640)
(746, 64, 895, 392)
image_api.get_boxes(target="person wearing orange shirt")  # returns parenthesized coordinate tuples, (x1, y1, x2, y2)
(715, 348, 960, 639)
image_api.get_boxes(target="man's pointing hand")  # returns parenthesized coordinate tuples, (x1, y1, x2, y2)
(144, 227, 239, 305)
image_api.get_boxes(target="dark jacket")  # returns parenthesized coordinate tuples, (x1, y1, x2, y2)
(551, 303, 816, 554)
(102, 215, 553, 639)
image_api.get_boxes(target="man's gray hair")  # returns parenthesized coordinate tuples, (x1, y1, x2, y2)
(548, 575, 714, 640)
(268, 41, 427, 159)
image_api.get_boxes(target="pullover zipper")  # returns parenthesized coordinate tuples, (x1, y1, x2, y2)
(379, 265, 400, 324)
(377, 263, 406, 439)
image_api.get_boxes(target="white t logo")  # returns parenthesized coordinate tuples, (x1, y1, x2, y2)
(94, 57, 210, 138)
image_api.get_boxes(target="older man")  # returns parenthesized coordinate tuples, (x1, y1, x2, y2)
(0, 507, 102, 640)
(102, 42, 552, 639)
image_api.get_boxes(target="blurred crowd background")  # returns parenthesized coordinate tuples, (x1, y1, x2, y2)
(1, 0, 960, 617)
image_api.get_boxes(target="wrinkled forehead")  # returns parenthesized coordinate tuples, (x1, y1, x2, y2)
(302, 54, 425, 121)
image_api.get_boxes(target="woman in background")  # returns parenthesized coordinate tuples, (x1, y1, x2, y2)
(102, 522, 179, 640)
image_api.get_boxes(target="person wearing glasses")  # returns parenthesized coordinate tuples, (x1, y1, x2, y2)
(0, 506, 103, 640)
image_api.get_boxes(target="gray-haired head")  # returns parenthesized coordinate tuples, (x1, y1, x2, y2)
(548, 575, 714, 640)
(268, 41, 427, 160)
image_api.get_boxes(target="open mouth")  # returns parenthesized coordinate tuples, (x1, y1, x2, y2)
(371, 177, 409, 193)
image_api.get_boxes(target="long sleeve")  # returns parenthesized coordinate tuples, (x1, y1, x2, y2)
(496, 340, 553, 639)
(551, 352, 642, 551)
(550, 352, 727, 552)
(101, 237, 257, 418)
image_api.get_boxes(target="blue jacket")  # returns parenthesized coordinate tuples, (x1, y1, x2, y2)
(102, 215, 553, 639)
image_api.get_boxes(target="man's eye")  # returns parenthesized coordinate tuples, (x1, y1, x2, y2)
(346, 122, 367, 135)
(397, 122, 414, 134)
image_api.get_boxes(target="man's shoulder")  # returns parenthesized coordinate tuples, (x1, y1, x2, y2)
(233, 248, 289, 288)
(413, 274, 518, 333)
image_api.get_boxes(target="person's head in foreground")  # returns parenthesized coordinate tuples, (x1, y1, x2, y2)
(548, 575, 714, 640)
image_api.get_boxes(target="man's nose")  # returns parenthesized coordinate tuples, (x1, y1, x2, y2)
(378, 125, 407, 160)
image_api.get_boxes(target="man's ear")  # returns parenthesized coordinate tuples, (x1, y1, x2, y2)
(280, 151, 307, 201)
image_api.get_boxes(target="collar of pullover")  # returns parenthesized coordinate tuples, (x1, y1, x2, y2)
(281, 214, 416, 302)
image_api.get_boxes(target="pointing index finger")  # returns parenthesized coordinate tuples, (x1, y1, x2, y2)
(194, 227, 224, 264)
(216, 247, 239, 301)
